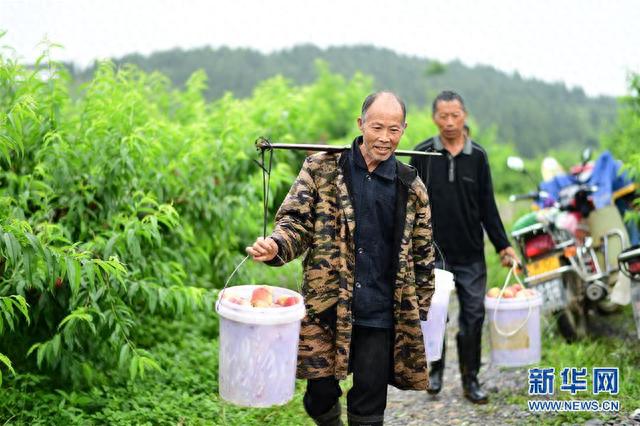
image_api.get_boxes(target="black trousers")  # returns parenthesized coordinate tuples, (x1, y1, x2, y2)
(449, 259, 487, 338)
(432, 258, 487, 378)
(303, 325, 393, 418)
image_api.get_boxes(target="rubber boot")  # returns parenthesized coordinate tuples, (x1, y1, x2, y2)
(427, 336, 446, 395)
(457, 333, 488, 404)
(347, 412, 384, 426)
(311, 401, 343, 426)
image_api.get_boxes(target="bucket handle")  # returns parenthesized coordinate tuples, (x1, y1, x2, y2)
(215, 253, 295, 311)
(491, 261, 535, 337)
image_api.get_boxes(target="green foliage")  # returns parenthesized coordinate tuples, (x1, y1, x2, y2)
(603, 73, 640, 225)
(603, 73, 640, 166)
(0, 40, 376, 387)
(2, 40, 633, 424)
(0, 313, 313, 425)
(71, 44, 618, 157)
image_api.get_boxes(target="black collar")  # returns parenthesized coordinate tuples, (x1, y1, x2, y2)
(433, 135, 473, 155)
(351, 136, 396, 181)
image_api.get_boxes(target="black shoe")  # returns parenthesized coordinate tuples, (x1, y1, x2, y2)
(312, 402, 343, 426)
(427, 338, 446, 395)
(428, 367, 443, 395)
(462, 375, 488, 404)
(456, 332, 488, 404)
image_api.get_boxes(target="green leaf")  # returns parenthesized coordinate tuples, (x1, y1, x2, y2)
(58, 309, 94, 334)
(1, 298, 15, 331)
(52, 334, 61, 357)
(23, 249, 34, 283)
(118, 344, 130, 370)
(127, 281, 139, 300)
(44, 248, 55, 286)
(126, 228, 141, 259)
(26, 342, 41, 358)
(65, 257, 81, 296)
(147, 287, 158, 313)
(104, 235, 118, 258)
(25, 232, 43, 256)
(2, 232, 19, 266)
(129, 355, 139, 381)
(36, 344, 46, 369)
(0, 353, 15, 375)
(10, 295, 29, 324)
(83, 261, 95, 289)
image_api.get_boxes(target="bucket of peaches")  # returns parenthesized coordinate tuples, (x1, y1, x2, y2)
(216, 285, 305, 407)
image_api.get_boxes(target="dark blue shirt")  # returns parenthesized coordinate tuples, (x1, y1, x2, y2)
(348, 138, 397, 329)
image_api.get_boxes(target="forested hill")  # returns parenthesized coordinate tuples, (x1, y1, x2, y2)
(71, 44, 617, 157)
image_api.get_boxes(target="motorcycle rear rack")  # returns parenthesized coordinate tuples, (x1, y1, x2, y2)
(511, 223, 545, 238)
(512, 224, 575, 249)
(524, 265, 575, 284)
(523, 260, 607, 285)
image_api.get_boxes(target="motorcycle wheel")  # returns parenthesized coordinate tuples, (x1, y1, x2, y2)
(556, 275, 588, 342)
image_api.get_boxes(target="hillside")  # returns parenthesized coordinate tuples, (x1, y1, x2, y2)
(70, 44, 618, 157)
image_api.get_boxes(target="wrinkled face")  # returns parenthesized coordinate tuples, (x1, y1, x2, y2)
(357, 95, 406, 168)
(433, 99, 467, 141)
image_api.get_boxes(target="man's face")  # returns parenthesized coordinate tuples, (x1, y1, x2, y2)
(357, 95, 406, 167)
(433, 99, 467, 141)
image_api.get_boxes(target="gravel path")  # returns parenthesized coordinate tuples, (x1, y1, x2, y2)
(383, 297, 639, 426)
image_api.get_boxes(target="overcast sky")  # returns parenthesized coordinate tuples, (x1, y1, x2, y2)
(2, 0, 639, 97)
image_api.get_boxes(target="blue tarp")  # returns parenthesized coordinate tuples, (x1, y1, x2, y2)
(537, 151, 638, 244)
(538, 151, 634, 209)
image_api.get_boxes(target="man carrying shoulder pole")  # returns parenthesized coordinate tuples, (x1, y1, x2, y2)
(410, 90, 519, 404)
(248, 91, 435, 425)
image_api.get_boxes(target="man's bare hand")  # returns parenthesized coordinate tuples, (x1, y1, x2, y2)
(246, 237, 278, 262)
(499, 246, 521, 268)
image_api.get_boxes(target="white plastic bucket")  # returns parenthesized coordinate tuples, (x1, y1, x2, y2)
(485, 294, 543, 367)
(216, 285, 306, 407)
(421, 268, 455, 362)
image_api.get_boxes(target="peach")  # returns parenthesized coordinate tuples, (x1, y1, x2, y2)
(511, 284, 523, 293)
(501, 288, 515, 299)
(486, 287, 501, 298)
(274, 295, 299, 307)
(232, 296, 251, 306)
(251, 286, 273, 307)
(222, 293, 250, 306)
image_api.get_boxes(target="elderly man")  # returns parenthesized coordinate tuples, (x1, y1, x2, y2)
(410, 90, 519, 404)
(247, 91, 435, 426)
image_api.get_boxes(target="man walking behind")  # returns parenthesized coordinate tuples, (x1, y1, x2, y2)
(410, 90, 519, 404)
(247, 92, 435, 426)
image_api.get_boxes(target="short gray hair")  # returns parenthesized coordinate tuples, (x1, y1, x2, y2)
(361, 91, 407, 123)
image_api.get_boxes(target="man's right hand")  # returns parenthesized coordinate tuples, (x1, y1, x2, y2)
(246, 237, 278, 262)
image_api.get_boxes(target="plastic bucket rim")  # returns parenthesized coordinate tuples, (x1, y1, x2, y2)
(484, 293, 543, 310)
(216, 284, 306, 325)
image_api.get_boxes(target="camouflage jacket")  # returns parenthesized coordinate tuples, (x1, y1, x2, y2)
(268, 146, 435, 390)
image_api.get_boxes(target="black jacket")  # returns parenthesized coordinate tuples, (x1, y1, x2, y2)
(410, 136, 510, 265)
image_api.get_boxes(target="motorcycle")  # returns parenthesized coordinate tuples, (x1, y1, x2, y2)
(506, 150, 634, 342)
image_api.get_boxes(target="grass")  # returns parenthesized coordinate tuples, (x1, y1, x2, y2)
(484, 246, 639, 425)
(497, 304, 640, 425)
(1, 252, 637, 425)
(0, 311, 312, 425)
